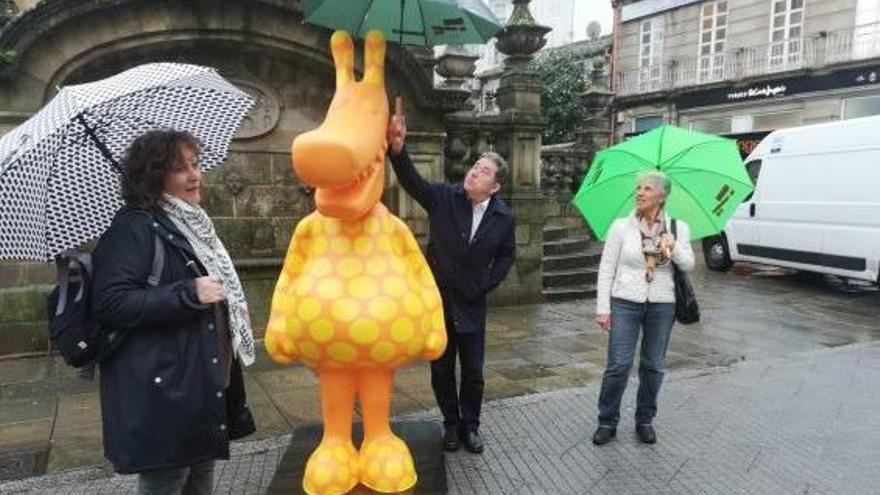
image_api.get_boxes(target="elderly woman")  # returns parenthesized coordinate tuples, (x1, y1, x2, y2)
(592, 170, 695, 446)
(92, 130, 255, 494)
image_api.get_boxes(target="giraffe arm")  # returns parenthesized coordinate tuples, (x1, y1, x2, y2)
(264, 218, 311, 364)
(421, 317, 448, 361)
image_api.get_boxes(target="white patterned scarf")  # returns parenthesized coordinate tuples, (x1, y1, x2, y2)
(161, 194, 255, 366)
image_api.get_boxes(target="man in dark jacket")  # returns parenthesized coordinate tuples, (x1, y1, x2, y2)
(388, 113, 516, 454)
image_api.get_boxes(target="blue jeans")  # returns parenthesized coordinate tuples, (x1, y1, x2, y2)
(597, 298, 676, 427)
(136, 461, 215, 495)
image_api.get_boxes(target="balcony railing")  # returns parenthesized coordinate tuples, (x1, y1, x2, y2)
(616, 22, 880, 96)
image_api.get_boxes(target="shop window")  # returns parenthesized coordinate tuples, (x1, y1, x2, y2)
(689, 118, 731, 134)
(731, 115, 753, 133)
(633, 115, 664, 133)
(731, 112, 800, 133)
(752, 111, 801, 131)
(843, 95, 880, 119)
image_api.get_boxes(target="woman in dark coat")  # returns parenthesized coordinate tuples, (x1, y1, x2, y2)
(92, 130, 255, 495)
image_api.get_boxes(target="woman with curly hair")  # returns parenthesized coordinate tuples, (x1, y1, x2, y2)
(91, 130, 255, 495)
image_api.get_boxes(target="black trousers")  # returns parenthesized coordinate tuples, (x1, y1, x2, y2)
(430, 321, 486, 432)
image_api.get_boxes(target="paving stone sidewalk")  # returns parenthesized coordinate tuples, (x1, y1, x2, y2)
(3, 341, 879, 495)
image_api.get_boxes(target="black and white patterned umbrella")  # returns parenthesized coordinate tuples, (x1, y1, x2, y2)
(0, 63, 254, 262)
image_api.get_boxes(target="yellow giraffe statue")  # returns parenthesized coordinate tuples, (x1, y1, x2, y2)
(265, 30, 447, 495)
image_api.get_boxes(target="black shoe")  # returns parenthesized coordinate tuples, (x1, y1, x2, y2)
(463, 429, 484, 454)
(636, 424, 656, 444)
(442, 425, 461, 452)
(592, 426, 616, 445)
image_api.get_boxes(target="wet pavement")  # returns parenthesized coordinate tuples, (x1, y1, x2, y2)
(0, 257, 878, 489)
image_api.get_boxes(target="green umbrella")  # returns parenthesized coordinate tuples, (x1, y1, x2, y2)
(301, 0, 503, 46)
(573, 125, 754, 241)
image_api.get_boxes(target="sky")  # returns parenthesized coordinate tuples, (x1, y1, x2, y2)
(575, 0, 615, 36)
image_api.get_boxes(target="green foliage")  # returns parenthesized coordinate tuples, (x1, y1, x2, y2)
(0, 46, 16, 75)
(0, 47, 16, 65)
(531, 51, 588, 145)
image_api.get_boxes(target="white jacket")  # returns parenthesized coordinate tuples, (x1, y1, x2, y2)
(596, 211, 695, 315)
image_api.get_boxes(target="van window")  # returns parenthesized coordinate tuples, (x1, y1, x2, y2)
(743, 159, 761, 202)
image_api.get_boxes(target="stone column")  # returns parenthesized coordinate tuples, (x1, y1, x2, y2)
(435, 45, 479, 90)
(488, 0, 551, 305)
(578, 58, 614, 165)
(435, 46, 479, 184)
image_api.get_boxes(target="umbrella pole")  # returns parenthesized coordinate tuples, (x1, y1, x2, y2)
(396, 0, 404, 118)
(76, 114, 121, 173)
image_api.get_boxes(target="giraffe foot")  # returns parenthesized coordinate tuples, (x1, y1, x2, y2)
(358, 434, 417, 493)
(303, 441, 359, 495)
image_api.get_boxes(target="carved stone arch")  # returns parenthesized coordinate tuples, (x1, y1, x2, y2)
(0, 0, 459, 134)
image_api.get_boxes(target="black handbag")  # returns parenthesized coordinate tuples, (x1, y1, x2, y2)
(226, 357, 257, 441)
(670, 220, 700, 325)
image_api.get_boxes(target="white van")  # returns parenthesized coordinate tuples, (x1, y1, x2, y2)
(702, 115, 880, 284)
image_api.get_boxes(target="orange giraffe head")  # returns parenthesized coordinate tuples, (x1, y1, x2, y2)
(292, 30, 390, 221)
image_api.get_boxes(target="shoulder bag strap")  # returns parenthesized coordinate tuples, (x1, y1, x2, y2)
(54, 252, 93, 316)
(147, 219, 166, 287)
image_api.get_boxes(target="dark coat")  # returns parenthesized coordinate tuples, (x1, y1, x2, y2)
(390, 149, 516, 334)
(91, 206, 238, 474)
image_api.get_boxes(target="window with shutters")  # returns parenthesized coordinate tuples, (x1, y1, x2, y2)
(768, 0, 805, 70)
(698, 1, 728, 82)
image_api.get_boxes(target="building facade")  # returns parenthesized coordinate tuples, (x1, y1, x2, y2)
(612, 0, 880, 155)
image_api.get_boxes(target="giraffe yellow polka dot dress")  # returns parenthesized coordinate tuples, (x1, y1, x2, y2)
(264, 29, 447, 495)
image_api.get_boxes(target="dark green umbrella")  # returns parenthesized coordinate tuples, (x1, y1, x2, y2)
(573, 125, 754, 241)
(301, 0, 503, 47)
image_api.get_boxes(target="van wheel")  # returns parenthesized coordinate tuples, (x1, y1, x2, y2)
(703, 235, 733, 271)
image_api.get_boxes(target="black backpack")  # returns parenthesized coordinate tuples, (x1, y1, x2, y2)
(47, 234, 165, 368)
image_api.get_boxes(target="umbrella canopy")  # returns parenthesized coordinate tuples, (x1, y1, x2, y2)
(573, 125, 754, 241)
(301, 0, 503, 46)
(0, 63, 254, 261)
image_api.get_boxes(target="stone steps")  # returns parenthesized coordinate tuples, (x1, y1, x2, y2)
(543, 238, 591, 257)
(543, 251, 602, 271)
(542, 285, 598, 301)
(543, 267, 598, 287)
(543, 226, 568, 242)
(541, 226, 600, 302)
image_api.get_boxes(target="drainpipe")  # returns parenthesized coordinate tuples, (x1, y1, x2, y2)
(609, 0, 622, 143)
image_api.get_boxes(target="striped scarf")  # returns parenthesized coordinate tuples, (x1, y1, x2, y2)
(161, 194, 255, 366)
